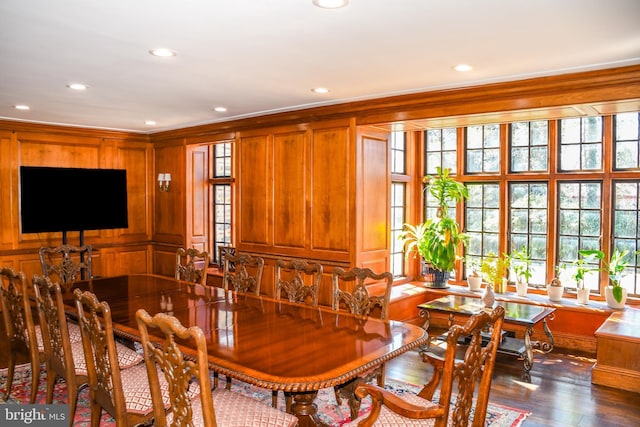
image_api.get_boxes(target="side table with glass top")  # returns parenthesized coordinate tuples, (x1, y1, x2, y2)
(418, 295, 555, 373)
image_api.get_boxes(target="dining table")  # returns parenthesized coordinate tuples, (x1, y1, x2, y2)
(63, 274, 429, 427)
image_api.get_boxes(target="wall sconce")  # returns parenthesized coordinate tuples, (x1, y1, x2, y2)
(158, 173, 171, 192)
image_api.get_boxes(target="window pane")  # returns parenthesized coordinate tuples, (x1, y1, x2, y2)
(390, 132, 406, 174)
(465, 183, 500, 262)
(614, 112, 640, 170)
(613, 180, 640, 296)
(557, 181, 602, 292)
(509, 121, 548, 172)
(465, 125, 501, 173)
(559, 117, 603, 171)
(425, 128, 457, 175)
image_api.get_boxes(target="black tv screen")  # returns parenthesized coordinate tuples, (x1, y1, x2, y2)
(20, 166, 129, 233)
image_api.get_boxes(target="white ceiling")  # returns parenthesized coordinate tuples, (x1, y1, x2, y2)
(1, 0, 639, 134)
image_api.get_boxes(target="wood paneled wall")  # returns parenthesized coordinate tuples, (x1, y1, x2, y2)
(0, 122, 153, 280)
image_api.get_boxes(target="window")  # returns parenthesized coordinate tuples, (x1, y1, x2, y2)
(510, 121, 549, 172)
(508, 182, 548, 285)
(559, 117, 602, 171)
(212, 142, 232, 264)
(408, 113, 640, 300)
(612, 180, 640, 295)
(465, 124, 500, 173)
(557, 181, 602, 291)
(614, 112, 640, 169)
(465, 183, 500, 262)
(390, 132, 407, 277)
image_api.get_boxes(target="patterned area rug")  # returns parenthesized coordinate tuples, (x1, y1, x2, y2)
(1, 364, 530, 426)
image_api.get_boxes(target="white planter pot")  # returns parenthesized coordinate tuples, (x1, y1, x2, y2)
(467, 275, 483, 292)
(515, 281, 528, 297)
(547, 285, 564, 302)
(605, 286, 627, 309)
(576, 287, 590, 305)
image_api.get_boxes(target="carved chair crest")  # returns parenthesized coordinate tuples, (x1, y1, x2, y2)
(275, 259, 323, 306)
(332, 267, 393, 320)
(222, 253, 264, 295)
(175, 247, 209, 285)
(39, 244, 92, 285)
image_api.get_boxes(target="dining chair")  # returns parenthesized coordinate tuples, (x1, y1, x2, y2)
(347, 305, 506, 427)
(73, 288, 162, 426)
(135, 309, 299, 427)
(39, 244, 93, 285)
(272, 258, 323, 410)
(331, 266, 394, 419)
(175, 247, 209, 285)
(32, 275, 88, 425)
(0, 266, 44, 403)
(274, 259, 323, 307)
(222, 252, 264, 295)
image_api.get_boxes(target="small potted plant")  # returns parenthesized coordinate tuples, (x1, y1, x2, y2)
(480, 253, 510, 293)
(465, 256, 483, 292)
(547, 265, 564, 302)
(567, 251, 599, 305)
(508, 246, 531, 297)
(398, 167, 468, 288)
(579, 248, 634, 309)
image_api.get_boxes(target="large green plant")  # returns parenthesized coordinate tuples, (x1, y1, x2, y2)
(398, 167, 468, 272)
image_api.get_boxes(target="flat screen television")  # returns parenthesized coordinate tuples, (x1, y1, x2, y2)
(20, 166, 129, 233)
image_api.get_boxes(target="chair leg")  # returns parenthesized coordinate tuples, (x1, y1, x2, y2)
(45, 366, 57, 403)
(4, 354, 15, 400)
(225, 376, 232, 390)
(29, 360, 40, 403)
(285, 393, 293, 414)
(272, 390, 278, 408)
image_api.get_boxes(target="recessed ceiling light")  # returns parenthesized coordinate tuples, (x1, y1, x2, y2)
(453, 64, 473, 72)
(67, 83, 88, 90)
(213, 107, 227, 112)
(149, 48, 177, 57)
(311, 87, 330, 94)
(14, 105, 30, 110)
(145, 120, 157, 125)
(312, 0, 349, 9)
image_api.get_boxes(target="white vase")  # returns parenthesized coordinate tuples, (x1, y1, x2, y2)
(515, 281, 528, 297)
(576, 287, 590, 305)
(467, 275, 483, 292)
(605, 286, 627, 309)
(547, 284, 564, 302)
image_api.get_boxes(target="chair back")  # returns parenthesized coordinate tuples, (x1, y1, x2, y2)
(0, 267, 38, 355)
(73, 288, 128, 423)
(136, 309, 216, 427)
(39, 244, 92, 285)
(175, 247, 209, 285)
(274, 259, 323, 306)
(421, 305, 506, 427)
(33, 274, 86, 422)
(331, 267, 393, 320)
(222, 252, 264, 295)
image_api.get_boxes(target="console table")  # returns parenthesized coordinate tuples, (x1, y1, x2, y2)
(592, 307, 640, 393)
(418, 295, 555, 373)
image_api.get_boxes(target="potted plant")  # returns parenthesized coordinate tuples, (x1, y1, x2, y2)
(508, 246, 531, 297)
(465, 256, 483, 292)
(480, 253, 510, 293)
(547, 265, 564, 302)
(579, 248, 634, 309)
(398, 167, 468, 288)
(566, 251, 599, 305)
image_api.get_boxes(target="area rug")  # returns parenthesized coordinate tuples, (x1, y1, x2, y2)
(1, 364, 530, 426)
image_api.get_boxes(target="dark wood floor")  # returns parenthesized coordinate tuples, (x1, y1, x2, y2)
(387, 347, 640, 427)
(2, 319, 639, 426)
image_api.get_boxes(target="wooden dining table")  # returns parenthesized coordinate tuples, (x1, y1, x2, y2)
(63, 274, 428, 426)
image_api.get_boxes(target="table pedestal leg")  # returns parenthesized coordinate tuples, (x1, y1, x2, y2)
(291, 391, 327, 427)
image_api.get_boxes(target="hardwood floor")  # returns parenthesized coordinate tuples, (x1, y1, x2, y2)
(387, 347, 640, 427)
(2, 318, 639, 426)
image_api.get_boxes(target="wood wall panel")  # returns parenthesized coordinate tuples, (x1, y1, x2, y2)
(273, 131, 307, 249)
(115, 144, 151, 240)
(354, 129, 389, 272)
(154, 143, 184, 243)
(237, 134, 271, 247)
(186, 145, 209, 251)
(310, 126, 351, 257)
(0, 132, 17, 248)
